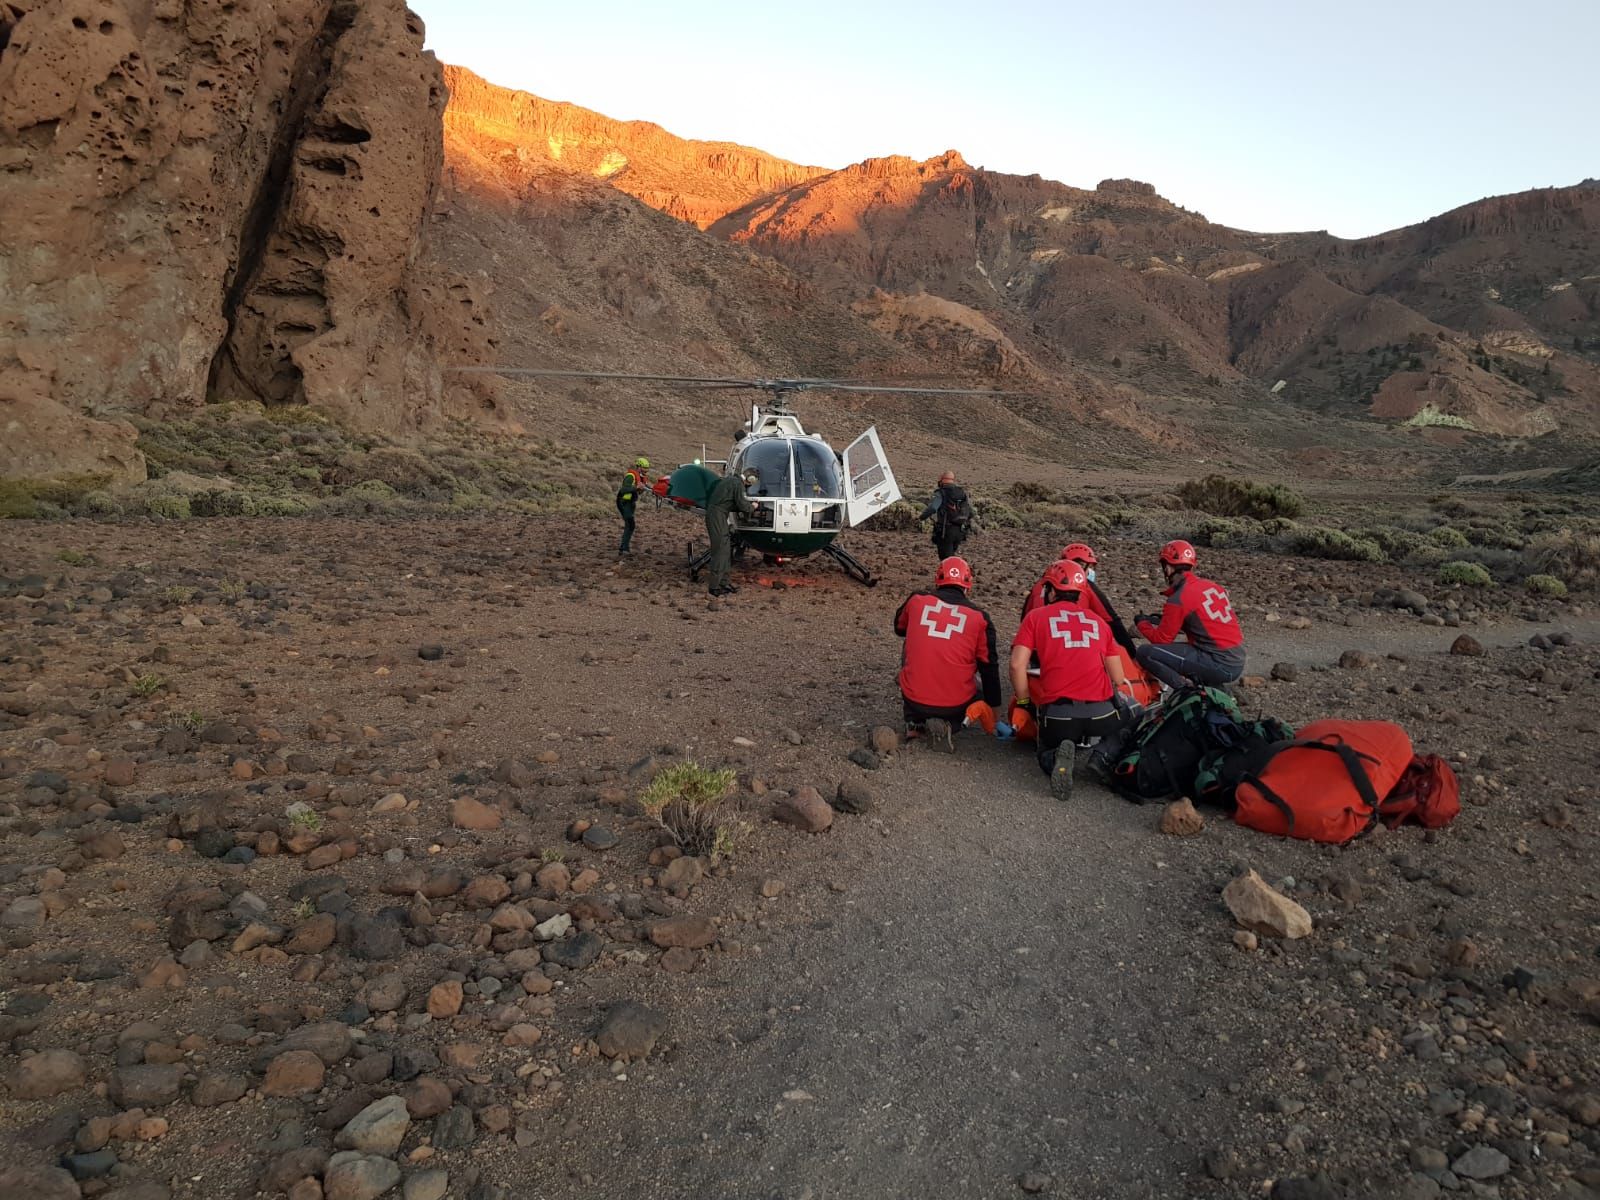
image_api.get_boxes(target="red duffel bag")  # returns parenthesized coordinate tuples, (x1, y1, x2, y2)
(1234, 719, 1414, 845)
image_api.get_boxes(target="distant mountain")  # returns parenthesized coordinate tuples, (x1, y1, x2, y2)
(440, 67, 1600, 452)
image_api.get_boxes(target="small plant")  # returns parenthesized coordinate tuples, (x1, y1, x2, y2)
(287, 805, 323, 833)
(132, 674, 167, 697)
(1523, 529, 1600, 590)
(1525, 574, 1568, 598)
(56, 549, 89, 566)
(1428, 525, 1470, 549)
(165, 585, 196, 604)
(1439, 560, 1493, 587)
(219, 579, 247, 601)
(292, 898, 316, 922)
(640, 761, 736, 860)
(539, 846, 567, 865)
(1177, 474, 1304, 521)
(178, 710, 205, 733)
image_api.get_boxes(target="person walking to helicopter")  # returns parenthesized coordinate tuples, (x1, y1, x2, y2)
(919, 471, 974, 559)
(615, 457, 652, 556)
(1133, 540, 1246, 688)
(1010, 561, 1132, 800)
(893, 556, 1005, 751)
(706, 466, 760, 596)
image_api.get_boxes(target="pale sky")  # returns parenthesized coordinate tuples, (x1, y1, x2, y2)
(411, 0, 1598, 238)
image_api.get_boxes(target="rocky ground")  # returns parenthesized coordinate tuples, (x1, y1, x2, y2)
(1, 512, 1597, 1200)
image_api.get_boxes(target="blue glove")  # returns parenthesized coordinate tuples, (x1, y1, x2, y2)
(994, 721, 1015, 741)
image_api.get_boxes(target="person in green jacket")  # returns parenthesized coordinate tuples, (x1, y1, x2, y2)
(706, 467, 760, 595)
(616, 457, 651, 556)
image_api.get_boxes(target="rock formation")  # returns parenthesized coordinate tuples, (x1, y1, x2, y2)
(0, 0, 495, 483)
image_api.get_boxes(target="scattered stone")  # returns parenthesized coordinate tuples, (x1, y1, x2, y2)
(7, 1049, 87, 1099)
(426, 981, 463, 1019)
(541, 932, 602, 970)
(262, 1050, 326, 1097)
(1222, 870, 1313, 940)
(192, 1071, 248, 1107)
(771, 787, 833, 833)
(431, 1105, 474, 1151)
(1159, 798, 1204, 836)
(418, 645, 444, 661)
(868, 725, 899, 755)
(534, 862, 570, 894)
(1270, 662, 1300, 683)
(1451, 1146, 1510, 1180)
(2, 895, 46, 929)
(1338, 650, 1376, 670)
(657, 855, 704, 893)
(533, 913, 572, 942)
(596, 1001, 667, 1061)
(846, 748, 880, 770)
(581, 825, 619, 851)
(451, 796, 501, 831)
(335, 1094, 411, 1156)
(1449, 634, 1484, 657)
(833, 779, 874, 815)
(324, 1152, 402, 1200)
(109, 1063, 182, 1108)
(403, 1169, 449, 1200)
(404, 1077, 452, 1120)
(759, 877, 785, 899)
(0, 1167, 81, 1200)
(648, 915, 717, 950)
(1018, 1171, 1053, 1194)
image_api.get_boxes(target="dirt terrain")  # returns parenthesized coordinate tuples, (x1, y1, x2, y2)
(2, 512, 1597, 1200)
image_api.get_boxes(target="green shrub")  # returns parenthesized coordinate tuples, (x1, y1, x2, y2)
(640, 762, 736, 860)
(1439, 560, 1492, 587)
(972, 499, 1024, 528)
(1177, 474, 1304, 521)
(79, 490, 122, 517)
(255, 494, 310, 517)
(1192, 516, 1259, 550)
(145, 492, 192, 520)
(1280, 525, 1385, 562)
(1008, 480, 1057, 505)
(1523, 529, 1600, 590)
(1428, 525, 1469, 549)
(1525, 574, 1568, 598)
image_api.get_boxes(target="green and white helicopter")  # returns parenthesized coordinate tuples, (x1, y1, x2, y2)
(451, 369, 1015, 585)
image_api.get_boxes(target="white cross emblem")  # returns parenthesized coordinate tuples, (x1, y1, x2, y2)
(1048, 609, 1100, 649)
(920, 600, 968, 640)
(1202, 587, 1234, 623)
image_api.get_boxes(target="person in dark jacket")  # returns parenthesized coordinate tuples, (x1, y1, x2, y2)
(1133, 540, 1246, 688)
(919, 471, 973, 559)
(894, 556, 1005, 751)
(705, 467, 759, 596)
(615, 457, 651, 556)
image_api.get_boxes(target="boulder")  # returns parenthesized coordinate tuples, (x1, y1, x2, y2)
(596, 1001, 667, 1061)
(771, 787, 833, 833)
(647, 916, 717, 950)
(1159, 798, 1204, 836)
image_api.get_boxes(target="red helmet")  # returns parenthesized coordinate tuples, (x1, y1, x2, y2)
(1160, 539, 1198, 568)
(1043, 561, 1088, 594)
(1060, 542, 1097, 565)
(935, 556, 973, 590)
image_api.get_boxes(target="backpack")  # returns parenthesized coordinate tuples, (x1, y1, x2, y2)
(1233, 719, 1414, 845)
(1191, 715, 1298, 810)
(939, 486, 972, 531)
(1378, 753, 1460, 830)
(1107, 685, 1252, 803)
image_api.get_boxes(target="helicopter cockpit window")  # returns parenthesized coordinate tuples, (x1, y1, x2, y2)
(740, 439, 793, 498)
(792, 439, 844, 499)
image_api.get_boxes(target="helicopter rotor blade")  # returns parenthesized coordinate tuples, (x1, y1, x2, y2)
(444, 368, 758, 388)
(445, 367, 1030, 399)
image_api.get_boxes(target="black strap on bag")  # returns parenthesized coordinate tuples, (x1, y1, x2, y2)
(1239, 735, 1381, 832)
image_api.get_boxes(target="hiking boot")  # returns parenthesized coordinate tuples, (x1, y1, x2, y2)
(1082, 749, 1112, 786)
(1050, 743, 1076, 801)
(924, 717, 954, 753)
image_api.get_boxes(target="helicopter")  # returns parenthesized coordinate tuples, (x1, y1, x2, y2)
(447, 369, 1019, 585)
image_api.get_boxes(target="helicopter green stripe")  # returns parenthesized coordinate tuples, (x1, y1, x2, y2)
(737, 530, 838, 557)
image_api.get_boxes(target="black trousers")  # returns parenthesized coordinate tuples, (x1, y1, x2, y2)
(617, 498, 635, 552)
(1036, 699, 1130, 775)
(903, 694, 977, 726)
(933, 526, 966, 559)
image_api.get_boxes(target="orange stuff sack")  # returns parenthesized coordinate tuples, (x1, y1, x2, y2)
(1233, 719, 1413, 845)
(1111, 652, 1161, 708)
(1379, 753, 1461, 830)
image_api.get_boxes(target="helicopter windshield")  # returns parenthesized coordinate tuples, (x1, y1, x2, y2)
(792, 439, 844, 499)
(740, 439, 793, 499)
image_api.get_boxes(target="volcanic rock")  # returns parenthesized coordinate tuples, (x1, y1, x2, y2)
(597, 1001, 667, 1061)
(1222, 870, 1313, 940)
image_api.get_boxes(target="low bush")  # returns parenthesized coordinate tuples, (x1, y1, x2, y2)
(1428, 525, 1470, 549)
(640, 762, 736, 860)
(1439, 560, 1492, 587)
(1177, 474, 1304, 521)
(1279, 525, 1385, 562)
(1191, 516, 1262, 550)
(1525, 574, 1568, 598)
(1523, 529, 1600, 590)
(862, 500, 920, 531)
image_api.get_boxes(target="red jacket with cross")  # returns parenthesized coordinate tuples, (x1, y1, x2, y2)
(1012, 602, 1116, 704)
(1136, 571, 1243, 653)
(894, 586, 1002, 709)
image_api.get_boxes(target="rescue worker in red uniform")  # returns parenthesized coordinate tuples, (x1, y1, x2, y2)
(893, 556, 1003, 751)
(1133, 540, 1246, 689)
(1011, 562, 1132, 800)
(1020, 542, 1137, 655)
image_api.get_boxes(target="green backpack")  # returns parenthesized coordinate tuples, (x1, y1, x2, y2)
(1108, 686, 1291, 805)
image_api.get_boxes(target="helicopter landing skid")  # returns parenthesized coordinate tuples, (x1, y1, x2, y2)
(823, 542, 878, 587)
(686, 541, 711, 582)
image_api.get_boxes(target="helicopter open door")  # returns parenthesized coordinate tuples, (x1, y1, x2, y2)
(841, 426, 901, 528)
